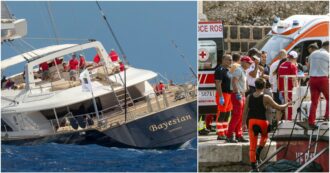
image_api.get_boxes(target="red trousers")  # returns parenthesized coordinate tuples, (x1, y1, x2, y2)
(205, 114, 214, 129)
(226, 93, 245, 138)
(248, 119, 269, 163)
(215, 92, 232, 136)
(309, 77, 329, 125)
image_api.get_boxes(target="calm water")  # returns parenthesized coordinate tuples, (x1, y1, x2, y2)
(1, 138, 197, 172)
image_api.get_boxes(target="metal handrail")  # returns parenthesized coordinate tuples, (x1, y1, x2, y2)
(278, 74, 309, 120)
(46, 84, 196, 134)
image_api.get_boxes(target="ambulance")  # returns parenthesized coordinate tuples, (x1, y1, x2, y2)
(255, 14, 329, 65)
(197, 21, 224, 133)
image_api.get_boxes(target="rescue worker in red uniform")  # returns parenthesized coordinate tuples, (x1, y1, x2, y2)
(277, 51, 298, 120)
(243, 78, 290, 171)
(215, 54, 233, 140)
(226, 56, 253, 143)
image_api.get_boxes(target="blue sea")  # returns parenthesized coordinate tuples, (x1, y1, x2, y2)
(1, 138, 197, 172)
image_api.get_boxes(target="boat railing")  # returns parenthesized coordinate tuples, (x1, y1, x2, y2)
(47, 83, 196, 134)
(22, 64, 123, 101)
(278, 74, 309, 120)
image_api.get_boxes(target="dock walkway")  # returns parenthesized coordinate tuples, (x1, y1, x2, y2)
(199, 132, 277, 172)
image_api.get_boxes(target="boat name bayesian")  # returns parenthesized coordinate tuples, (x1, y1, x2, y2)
(149, 114, 192, 132)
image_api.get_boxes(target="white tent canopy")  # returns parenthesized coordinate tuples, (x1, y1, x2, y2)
(1, 44, 77, 70)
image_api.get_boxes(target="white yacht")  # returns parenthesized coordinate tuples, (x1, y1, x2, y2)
(1, 2, 197, 148)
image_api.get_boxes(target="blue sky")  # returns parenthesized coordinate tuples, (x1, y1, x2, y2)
(2, 1, 197, 83)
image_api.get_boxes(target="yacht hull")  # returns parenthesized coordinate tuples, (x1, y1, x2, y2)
(102, 100, 197, 148)
(2, 100, 197, 149)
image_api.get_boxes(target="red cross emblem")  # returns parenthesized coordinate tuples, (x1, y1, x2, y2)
(198, 48, 209, 62)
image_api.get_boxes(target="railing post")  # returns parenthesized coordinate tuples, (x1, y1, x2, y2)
(50, 120, 56, 134)
(162, 91, 169, 108)
(183, 85, 189, 101)
(284, 75, 288, 120)
(155, 93, 161, 111)
(146, 95, 153, 113)
(53, 108, 60, 128)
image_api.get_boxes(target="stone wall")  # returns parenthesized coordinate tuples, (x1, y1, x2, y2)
(203, 1, 329, 26)
(201, 1, 329, 53)
(223, 25, 271, 53)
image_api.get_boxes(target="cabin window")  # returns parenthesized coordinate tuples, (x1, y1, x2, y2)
(40, 97, 103, 120)
(1, 119, 13, 132)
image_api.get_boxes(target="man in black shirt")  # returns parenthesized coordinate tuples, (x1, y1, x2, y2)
(214, 54, 233, 140)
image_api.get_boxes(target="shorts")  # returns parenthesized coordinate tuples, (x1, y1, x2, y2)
(42, 70, 49, 79)
(69, 70, 77, 78)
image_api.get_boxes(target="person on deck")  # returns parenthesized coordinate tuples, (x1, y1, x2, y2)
(308, 41, 329, 128)
(109, 49, 119, 62)
(69, 54, 79, 81)
(93, 54, 101, 65)
(155, 81, 165, 95)
(226, 56, 252, 143)
(277, 51, 298, 120)
(215, 54, 233, 140)
(243, 78, 290, 171)
(79, 54, 86, 70)
(39, 61, 50, 80)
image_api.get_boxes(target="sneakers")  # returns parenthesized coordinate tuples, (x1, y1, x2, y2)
(251, 162, 259, 172)
(217, 136, 227, 140)
(237, 136, 249, 143)
(225, 136, 238, 143)
(256, 146, 264, 163)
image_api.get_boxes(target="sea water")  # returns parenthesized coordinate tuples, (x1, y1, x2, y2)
(1, 138, 197, 172)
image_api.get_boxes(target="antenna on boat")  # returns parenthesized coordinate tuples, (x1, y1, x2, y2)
(171, 40, 197, 78)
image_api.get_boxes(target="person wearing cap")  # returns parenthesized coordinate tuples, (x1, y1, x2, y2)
(308, 41, 329, 128)
(69, 54, 79, 81)
(226, 56, 252, 143)
(214, 54, 233, 140)
(245, 48, 263, 97)
(79, 54, 86, 70)
(277, 50, 299, 120)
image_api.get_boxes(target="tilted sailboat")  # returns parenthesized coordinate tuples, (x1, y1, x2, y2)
(1, 2, 197, 148)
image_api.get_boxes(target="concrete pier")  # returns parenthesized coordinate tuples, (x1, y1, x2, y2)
(199, 132, 277, 172)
